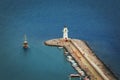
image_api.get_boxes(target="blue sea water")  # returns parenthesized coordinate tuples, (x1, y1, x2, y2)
(0, 0, 120, 80)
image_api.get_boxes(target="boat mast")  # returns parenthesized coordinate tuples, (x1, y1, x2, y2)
(24, 34, 27, 41)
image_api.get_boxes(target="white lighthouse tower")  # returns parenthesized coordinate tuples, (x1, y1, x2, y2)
(63, 26, 69, 40)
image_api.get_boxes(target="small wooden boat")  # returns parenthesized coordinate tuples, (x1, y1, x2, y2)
(23, 34, 29, 48)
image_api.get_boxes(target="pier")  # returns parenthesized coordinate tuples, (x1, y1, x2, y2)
(44, 27, 117, 80)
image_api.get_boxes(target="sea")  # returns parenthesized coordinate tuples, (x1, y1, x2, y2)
(0, 0, 120, 80)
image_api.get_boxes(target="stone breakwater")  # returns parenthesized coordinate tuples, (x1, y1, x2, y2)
(44, 38, 118, 80)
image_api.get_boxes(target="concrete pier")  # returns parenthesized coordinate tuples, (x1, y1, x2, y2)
(44, 38, 117, 80)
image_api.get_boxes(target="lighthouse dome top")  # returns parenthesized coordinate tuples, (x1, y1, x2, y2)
(63, 26, 68, 32)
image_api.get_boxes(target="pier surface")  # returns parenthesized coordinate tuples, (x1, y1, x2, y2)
(44, 38, 117, 80)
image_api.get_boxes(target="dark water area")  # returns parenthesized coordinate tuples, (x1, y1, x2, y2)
(0, 0, 120, 80)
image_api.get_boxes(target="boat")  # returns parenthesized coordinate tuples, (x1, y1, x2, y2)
(23, 34, 29, 48)
(58, 47, 63, 49)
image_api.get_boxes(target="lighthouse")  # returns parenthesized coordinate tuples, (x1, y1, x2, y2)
(63, 26, 69, 41)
